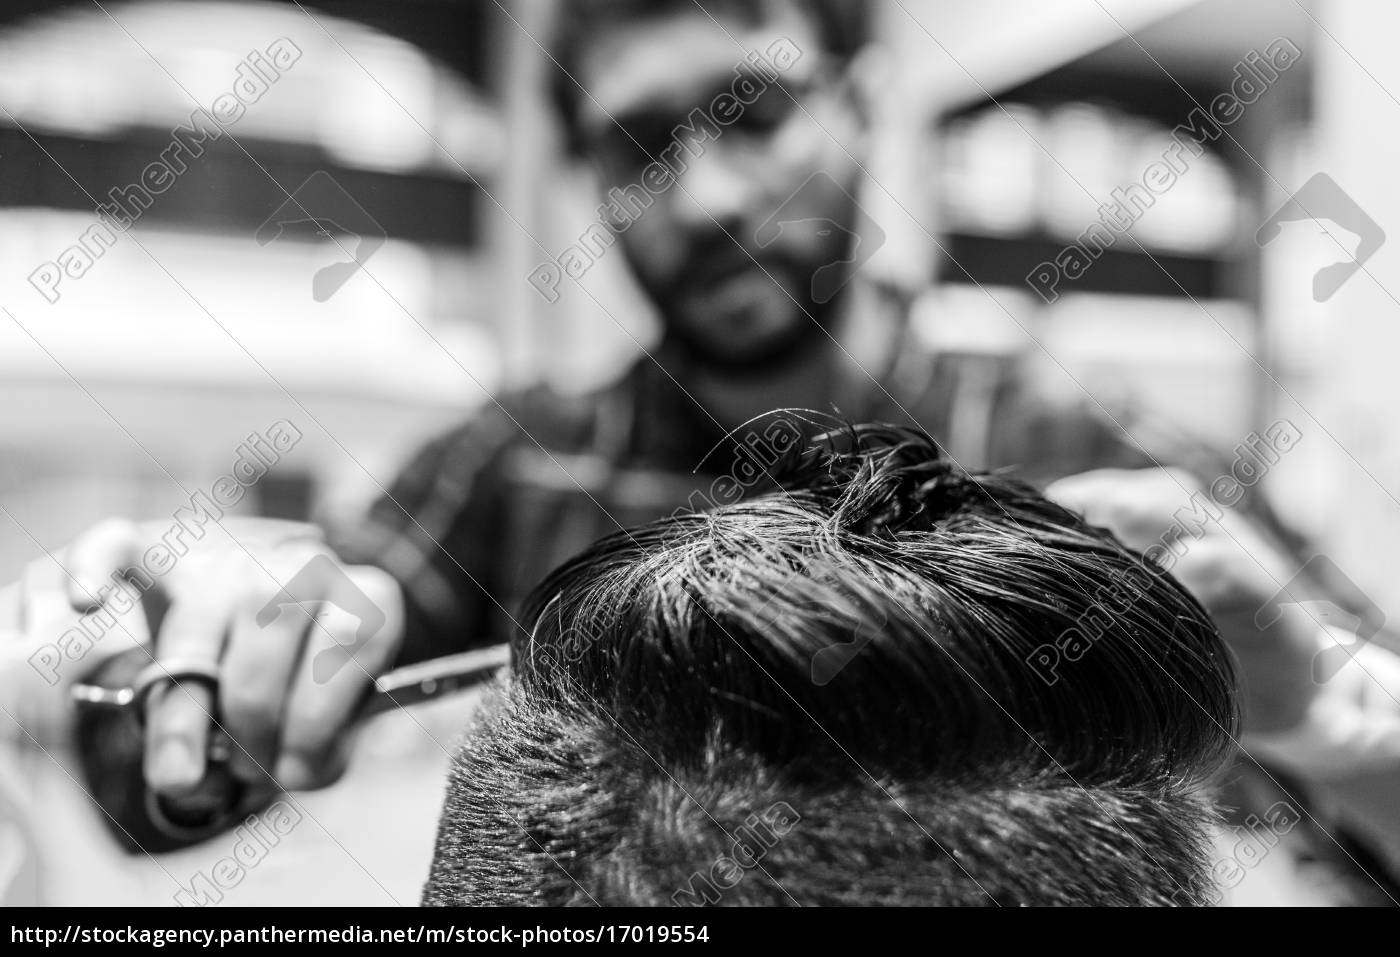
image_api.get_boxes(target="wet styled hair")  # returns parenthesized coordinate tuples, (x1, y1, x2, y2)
(423, 424, 1239, 905)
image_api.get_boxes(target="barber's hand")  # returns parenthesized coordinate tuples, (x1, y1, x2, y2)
(0, 546, 144, 746)
(1046, 467, 1319, 734)
(10, 517, 404, 797)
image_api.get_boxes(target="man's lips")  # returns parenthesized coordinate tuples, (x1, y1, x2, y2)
(689, 270, 777, 314)
(686, 256, 808, 306)
(686, 248, 767, 288)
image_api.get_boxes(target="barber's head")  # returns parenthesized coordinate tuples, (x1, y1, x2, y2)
(552, 0, 874, 368)
(424, 424, 1239, 906)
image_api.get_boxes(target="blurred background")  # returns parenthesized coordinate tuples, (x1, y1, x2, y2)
(1, 0, 1398, 905)
(2, 0, 1395, 607)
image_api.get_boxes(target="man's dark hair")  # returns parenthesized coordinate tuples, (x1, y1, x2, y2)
(423, 424, 1239, 906)
(549, 0, 871, 154)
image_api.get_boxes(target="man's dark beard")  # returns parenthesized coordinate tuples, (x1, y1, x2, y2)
(640, 240, 844, 374)
(662, 298, 838, 373)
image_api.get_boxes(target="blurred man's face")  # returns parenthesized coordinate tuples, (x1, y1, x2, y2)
(573, 7, 867, 368)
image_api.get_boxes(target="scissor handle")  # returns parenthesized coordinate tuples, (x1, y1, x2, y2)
(71, 644, 511, 853)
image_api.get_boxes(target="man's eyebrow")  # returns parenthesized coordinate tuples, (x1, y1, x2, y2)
(605, 103, 681, 137)
(595, 66, 787, 140)
(692, 65, 792, 108)
(731, 64, 781, 90)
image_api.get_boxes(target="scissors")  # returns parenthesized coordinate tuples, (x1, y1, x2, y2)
(69, 643, 511, 854)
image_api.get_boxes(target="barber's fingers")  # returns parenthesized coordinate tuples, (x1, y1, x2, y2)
(1044, 470, 1108, 510)
(142, 588, 232, 794)
(0, 580, 20, 652)
(27, 548, 92, 637)
(63, 518, 146, 613)
(1, 550, 150, 747)
(275, 565, 403, 791)
(1045, 469, 1142, 541)
(2, 556, 77, 739)
(1246, 638, 1400, 777)
(0, 562, 36, 642)
(1046, 467, 1203, 548)
(20, 549, 144, 666)
(220, 567, 316, 784)
(1045, 467, 1156, 517)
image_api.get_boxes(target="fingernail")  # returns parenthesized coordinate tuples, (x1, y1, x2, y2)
(149, 738, 199, 789)
(274, 754, 312, 790)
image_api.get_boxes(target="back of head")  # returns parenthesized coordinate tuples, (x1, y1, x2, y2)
(424, 424, 1238, 906)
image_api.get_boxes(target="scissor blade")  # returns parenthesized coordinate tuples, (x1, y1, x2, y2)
(365, 643, 511, 715)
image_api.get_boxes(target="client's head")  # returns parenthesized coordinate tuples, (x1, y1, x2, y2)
(423, 423, 1239, 906)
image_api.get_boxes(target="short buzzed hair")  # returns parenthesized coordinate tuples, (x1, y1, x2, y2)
(424, 424, 1239, 906)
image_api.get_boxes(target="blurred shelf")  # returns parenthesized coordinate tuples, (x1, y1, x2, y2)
(0, 0, 495, 90)
(941, 231, 1230, 299)
(0, 127, 487, 247)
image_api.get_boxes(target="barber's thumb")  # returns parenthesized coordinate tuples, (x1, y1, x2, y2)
(64, 518, 145, 612)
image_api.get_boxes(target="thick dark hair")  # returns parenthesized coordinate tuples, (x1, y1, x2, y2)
(424, 424, 1239, 906)
(549, 0, 871, 154)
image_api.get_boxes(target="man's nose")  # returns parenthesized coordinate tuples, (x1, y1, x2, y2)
(670, 147, 758, 232)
